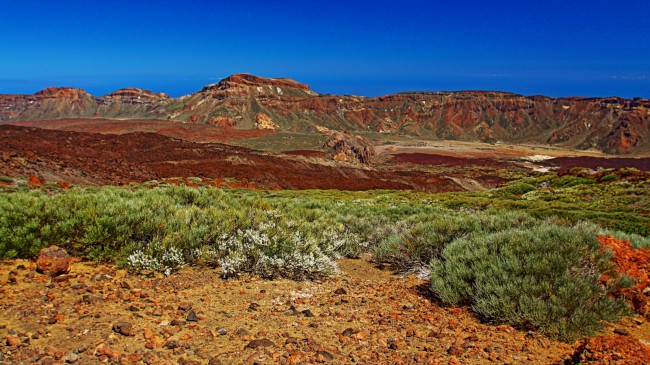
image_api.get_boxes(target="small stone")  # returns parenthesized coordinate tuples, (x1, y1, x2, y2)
(178, 302, 193, 311)
(164, 340, 180, 349)
(40, 356, 56, 365)
(74, 343, 91, 354)
(248, 302, 260, 311)
(245, 338, 274, 349)
(235, 328, 250, 336)
(186, 310, 199, 322)
(95, 345, 118, 358)
(447, 342, 464, 356)
(333, 288, 347, 295)
(215, 327, 228, 336)
(316, 350, 334, 362)
(36, 246, 71, 277)
(63, 352, 79, 363)
(128, 305, 140, 312)
(6, 335, 21, 347)
(302, 309, 314, 317)
(82, 295, 101, 304)
(178, 357, 202, 365)
(614, 328, 630, 336)
(207, 357, 223, 365)
(341, 328, 357, 337)
(284, 306, 299, 316)
(285, 337, 298, 344)
(112, 321, 135, 336)
(171, 319, 185, 326)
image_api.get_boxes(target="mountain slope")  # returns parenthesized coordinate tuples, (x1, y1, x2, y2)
(1, 74, 649, 154)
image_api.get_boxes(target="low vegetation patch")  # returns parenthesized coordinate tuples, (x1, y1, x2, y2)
(0, 174, 648, 340)
(430, 225, 631, 341)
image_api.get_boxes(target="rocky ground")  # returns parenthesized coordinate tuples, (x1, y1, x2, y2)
(1, 257, 649, 365)
(0, 125, 507, 191)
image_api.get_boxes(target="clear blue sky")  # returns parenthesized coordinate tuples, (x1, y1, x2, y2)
(1, 0, 648, 97)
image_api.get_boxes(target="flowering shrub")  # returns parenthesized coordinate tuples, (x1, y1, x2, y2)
(217, 212, 340, 279)
(126, 243, 186, 276)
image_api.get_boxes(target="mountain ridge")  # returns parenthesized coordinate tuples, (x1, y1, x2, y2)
(1, 73, 649, 154)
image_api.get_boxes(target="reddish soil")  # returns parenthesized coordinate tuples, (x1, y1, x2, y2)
(0, 259, 577, 364)
(8, 118, 275, 143)
(2, 258, 649, 364)
(549, 156, 650, 171)
(0, 125, 465, 191)
(390, 152, 650, 173)
(564, 335, 650, 364)
(597, 235, 650, 318)
(391, 153, 511, 168)
(282, 150, 328, 158)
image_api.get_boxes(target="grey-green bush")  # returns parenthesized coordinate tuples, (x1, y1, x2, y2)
(430, 225, 630, 341)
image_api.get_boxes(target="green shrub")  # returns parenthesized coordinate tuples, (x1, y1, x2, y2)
(600, 174, 619, 182)
(0, 176, 13, 183)
(550, 175, 595, 188)
(430, 225, 630, 341)
(498, 182, 536, 195)
(373, 210, 540, 273)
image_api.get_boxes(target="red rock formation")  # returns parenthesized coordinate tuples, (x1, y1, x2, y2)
(104, 88, 169, 103)
(597, 235, 650, 318)
(34, 87, 90, 99)
(254, 112, 277, 130)
(1, 74, 649, 154)
(36, 246, 71, 276)
(565, 335, 650, 364)
(323, 131, 375, 164)
(206, 116, 237, 128)
(215, 73, 310, 91)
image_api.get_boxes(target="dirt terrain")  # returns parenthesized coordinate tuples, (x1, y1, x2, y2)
(8, 119, 275, 144)
(0, 125, 512, 191)
(2, 258, 648, 365)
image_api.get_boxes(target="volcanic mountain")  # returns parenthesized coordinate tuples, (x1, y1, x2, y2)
(1, 73, 649, 154)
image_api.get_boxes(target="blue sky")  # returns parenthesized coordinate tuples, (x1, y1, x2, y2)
(0, 0, 648, 97)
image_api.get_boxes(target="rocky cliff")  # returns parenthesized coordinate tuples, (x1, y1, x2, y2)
(1, 74, 648, 154)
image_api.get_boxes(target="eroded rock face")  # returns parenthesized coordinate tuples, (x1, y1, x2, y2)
(323, 132, 375, 164)
(1, 74, 649, 154)
(254, 113, 277, 130)
(206, 116, 237, 128)
(36, 246, 71, 276)
(104, 88, 169, 103)
(597, 235, 650, 318)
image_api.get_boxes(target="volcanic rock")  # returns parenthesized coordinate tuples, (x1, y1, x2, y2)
(323, 132, 375, 164)
(112, 321, 135, 336)
(254, 112, 277, 130)
(206, 116, 237, 128)
(245, 338, 274, 349)
(2, 74, 649, 154)
(36, 246, 71, 276)
(186, 310, 199, 322)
